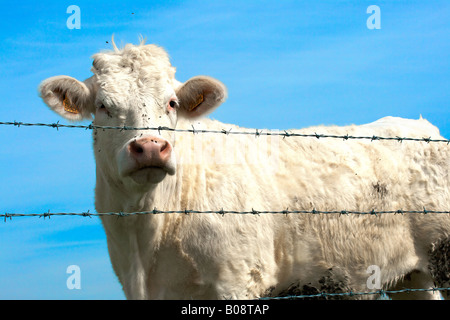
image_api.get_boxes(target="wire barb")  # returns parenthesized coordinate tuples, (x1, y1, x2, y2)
(117, 211, 128, 218)
(40, 210, 51, 220)
(221, 128, 232, 135)
(423, 137, 432, 144)
(82, 209, 92, 218)
(50, 121, 60, 131)
(3, 213, 11, 222)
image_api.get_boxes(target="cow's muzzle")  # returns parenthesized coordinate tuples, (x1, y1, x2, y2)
(121, 135, 176, 184)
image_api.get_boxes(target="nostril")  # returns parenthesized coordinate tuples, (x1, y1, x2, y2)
(135, 145, 144, 153)
(160, 141, 168, 153)
(130, 141, 144, 154)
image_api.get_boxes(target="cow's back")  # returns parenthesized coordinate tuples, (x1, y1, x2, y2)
(168, 116, 449, 298)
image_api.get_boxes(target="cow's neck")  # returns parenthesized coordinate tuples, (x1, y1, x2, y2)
(95, 166, 181, 247)
(95, 167, 182, 299)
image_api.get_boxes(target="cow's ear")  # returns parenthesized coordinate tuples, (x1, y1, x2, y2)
(39, 75, 95, 121)
(176, 76, 227, 119)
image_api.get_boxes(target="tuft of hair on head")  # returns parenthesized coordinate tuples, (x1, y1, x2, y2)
(108, 34, 147, 52)
(138, 34, 147, 46)
(111, 34, 119, 52)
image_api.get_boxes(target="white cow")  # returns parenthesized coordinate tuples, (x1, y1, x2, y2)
(39, 40, 450, 300)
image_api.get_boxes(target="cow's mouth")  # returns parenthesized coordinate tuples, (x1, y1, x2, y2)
(126, 161, 176, 185)
(129, 166, 168, 184)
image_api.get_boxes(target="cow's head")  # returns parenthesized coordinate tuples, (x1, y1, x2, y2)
(39, 42, 227, 189)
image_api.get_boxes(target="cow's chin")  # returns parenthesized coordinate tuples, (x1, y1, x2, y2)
(128, 166, 175, 185)
(129, 167, 167, 185)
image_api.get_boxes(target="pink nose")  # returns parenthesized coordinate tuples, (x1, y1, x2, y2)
(128, 136, 172, 169)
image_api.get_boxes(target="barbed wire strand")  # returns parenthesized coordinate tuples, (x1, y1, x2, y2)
(1, 121, 449, 144)
(258, 287, 450, 300)
(2, 208, 450, 221)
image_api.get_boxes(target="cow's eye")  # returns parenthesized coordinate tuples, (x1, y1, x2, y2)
(97, 103, 112, 117)
(98, 104, 108, 112)
(169, 99, 178, 109)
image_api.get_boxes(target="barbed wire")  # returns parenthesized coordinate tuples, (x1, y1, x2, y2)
(1, 121, 449, 144)
(258, 287, 450, 300)
(2, 208, 450, 221)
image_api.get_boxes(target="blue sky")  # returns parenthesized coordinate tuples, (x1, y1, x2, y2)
(0, 1, 448, 299)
